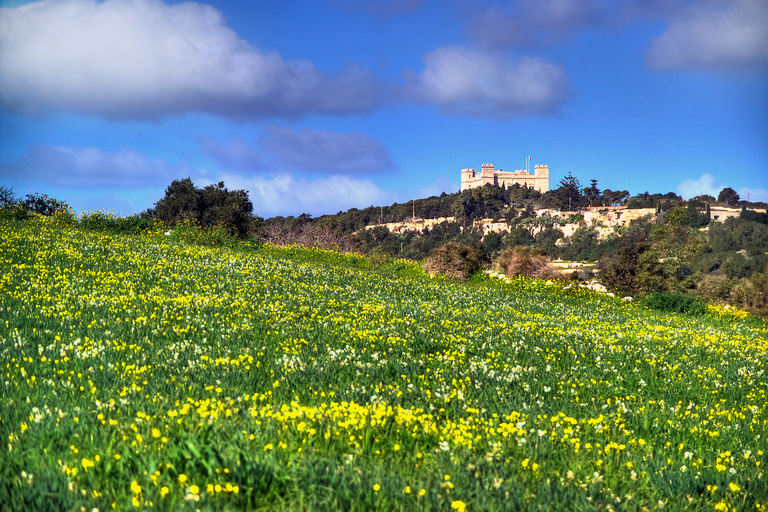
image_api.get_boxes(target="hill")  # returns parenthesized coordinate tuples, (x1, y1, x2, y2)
(1, 216, 767, 510)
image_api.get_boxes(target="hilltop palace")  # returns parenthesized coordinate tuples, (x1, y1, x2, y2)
(460, 163, 549, 193)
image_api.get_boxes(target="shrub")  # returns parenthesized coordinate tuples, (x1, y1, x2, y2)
(697, 273, 733, 302)
(495, 246, 559, 280)
(424, 242, 484, 281)
(153, 178, 261, 239)
(20, 193, 73, 217)
(79, 211, 154, 234)
(643, 291, 707, 315)
(730, 272, 768, 314)
(167, 219, 241, 248)
(0, 185, 16, 207)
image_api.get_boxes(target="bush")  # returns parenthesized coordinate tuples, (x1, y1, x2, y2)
(697, 273, 733, 302)
(79, 211, 154, 234)
(643, 291, 707, 315)
(495, 246, 559, 280)
(730, 272, 768, 314)
(20, 193, 73, 217)
(153, 178, 261, 239)
(167, 219, 242, 248)
(424, 242, 484, 281)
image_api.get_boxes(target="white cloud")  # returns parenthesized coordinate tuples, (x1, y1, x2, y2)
(646, 0, 768, 71)
(200, 127, 395, 174)
(258, 126, 395, 174)
(198, 136, 266, 172)
(739, 187, 768, 203)
(676, 173, 723, 199)
(0, 142, 396, 217)
(466, 0, 605, 48)
(415, 176, 458, 198)
(219, 173, 394, 217)
(0, 144, 195, 188)
(400, 47, 570, 117)
(0, 0, 379, 120)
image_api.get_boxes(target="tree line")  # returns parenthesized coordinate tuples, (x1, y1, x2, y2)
(3, 173, 767, 315)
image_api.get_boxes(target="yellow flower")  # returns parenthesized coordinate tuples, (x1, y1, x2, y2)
(130, 481, 141, 495)
(404, 486, 411, 494)
(521, 458, 529, 468)
(373, 483, 381, 492)
(729, 482, 741, 492)
(160, 487, 169, 497)
(178, 474, 187, 484)
(190, 485, 199, 494)
(451, 501, 466, 511)
(419, 488, 426, 496)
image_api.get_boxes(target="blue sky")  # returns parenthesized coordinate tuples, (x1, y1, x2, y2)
(1, 0, 766, 217)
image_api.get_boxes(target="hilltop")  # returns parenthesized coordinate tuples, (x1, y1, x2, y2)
(2, 178, 767, 316)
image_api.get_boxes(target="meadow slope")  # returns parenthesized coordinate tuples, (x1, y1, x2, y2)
(1, 217, 766, 511)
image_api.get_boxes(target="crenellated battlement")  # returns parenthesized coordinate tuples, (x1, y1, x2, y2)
(460, 163, 549, 193)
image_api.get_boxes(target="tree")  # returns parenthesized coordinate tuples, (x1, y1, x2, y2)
(21, 193, 73, 217)
(153, 178, 259, 238)
(717, 187, 740, 206)
(553, 172, 588, 211)
(0, 185, 16, 206)
(583, 179, 601, 207)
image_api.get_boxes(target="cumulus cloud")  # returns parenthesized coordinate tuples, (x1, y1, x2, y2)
(466, 0, 605, 48)
(617, 0, 688, 22)
(739, 187, 768, 203)
(219, 173, 394, 217)
(415, 176, 459, 198)
(0, 0, 379, 120)
(198, 136, 267, 172)
(258, 126, 395, 173)
(646, 0, 768, 71)
(676, 173, 723, 199)
(200, 127, 395, 174)
(0, 144, 195, 189)
(399, 47, 570, 117)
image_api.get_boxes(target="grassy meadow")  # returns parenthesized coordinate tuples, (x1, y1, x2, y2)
(1, 215, 767, 511)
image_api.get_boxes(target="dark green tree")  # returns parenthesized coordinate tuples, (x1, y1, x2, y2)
(553, 172, 588, 211)
(153, 178, 259, 238)
(583, 179, 601, 207)
(21, 193, 73, 217)
(717, 187, 740, 206)
(0, 185, 16, 206)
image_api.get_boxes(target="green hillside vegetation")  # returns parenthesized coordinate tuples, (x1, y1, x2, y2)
(2, 177, 768, 319)
(1, 214, 767, 511)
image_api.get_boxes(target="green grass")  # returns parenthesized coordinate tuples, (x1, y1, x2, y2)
(1, 215, 766, 511)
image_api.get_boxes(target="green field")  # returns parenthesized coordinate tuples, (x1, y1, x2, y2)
(1, 216, 766, 511)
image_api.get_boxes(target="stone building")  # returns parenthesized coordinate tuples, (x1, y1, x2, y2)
(460, 163, 549, 193)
